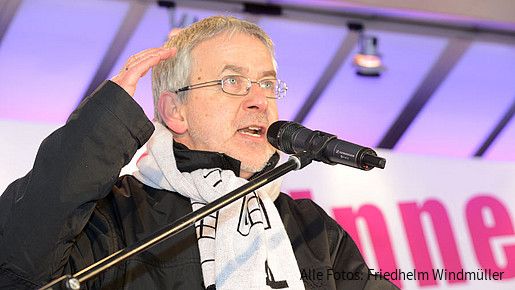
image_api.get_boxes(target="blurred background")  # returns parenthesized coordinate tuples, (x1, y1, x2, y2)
(2, 0, 515, 165)
(1, 1, 515, 289)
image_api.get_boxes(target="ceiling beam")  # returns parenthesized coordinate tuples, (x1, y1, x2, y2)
(0, 0, 22, 48)
(270, 0, 515, 33)
(377, 37, 471, 149)
(293, 29, 359, 124)
(79, 1, 148, 103)
(474, 97, 515, 157)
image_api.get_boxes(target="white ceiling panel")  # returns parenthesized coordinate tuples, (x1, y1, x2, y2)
(396, 41, 515, 158)
(257, 17, 348, 121)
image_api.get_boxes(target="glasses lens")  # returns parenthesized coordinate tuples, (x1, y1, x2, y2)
(275, 80, 287, 99)
(258, 79, 278, 99)
(222, 75, 248, 95)
(221, 75, 287, 99)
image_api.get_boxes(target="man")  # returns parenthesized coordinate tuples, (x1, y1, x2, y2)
(0, 16, 398, 289)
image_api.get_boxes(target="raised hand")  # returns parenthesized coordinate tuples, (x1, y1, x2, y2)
(111, 47, 176, 97)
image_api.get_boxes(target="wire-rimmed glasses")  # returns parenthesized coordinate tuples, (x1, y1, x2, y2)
(174, 75, 287, 99)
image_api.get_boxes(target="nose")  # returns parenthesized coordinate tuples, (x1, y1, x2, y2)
(242, 82, 270, 112)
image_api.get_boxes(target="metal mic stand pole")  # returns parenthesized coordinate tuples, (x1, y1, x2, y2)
(39, 152, 314, 290)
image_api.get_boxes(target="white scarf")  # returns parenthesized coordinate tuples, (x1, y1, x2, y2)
(132, 123, 305, 289)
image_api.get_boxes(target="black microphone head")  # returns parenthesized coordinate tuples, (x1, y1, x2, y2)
(268, 121, 387, 170)
(267, 121, 288, 151)
(267, 120, 302, 154)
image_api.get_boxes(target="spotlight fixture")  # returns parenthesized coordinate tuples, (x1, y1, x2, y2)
(353, 34, 384, 77)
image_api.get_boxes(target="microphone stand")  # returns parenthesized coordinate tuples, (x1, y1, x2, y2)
(39, 152, 314, 290)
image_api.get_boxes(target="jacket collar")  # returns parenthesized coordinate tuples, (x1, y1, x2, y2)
(173, 142, 280, 179)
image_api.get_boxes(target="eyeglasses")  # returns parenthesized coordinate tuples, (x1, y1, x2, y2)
(174, 75, 288, 99)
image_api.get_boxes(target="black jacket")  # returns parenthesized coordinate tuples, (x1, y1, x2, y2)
(0, 81, 398, 289)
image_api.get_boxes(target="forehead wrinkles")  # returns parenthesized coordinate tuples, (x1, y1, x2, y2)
(190, 32, 275, 78)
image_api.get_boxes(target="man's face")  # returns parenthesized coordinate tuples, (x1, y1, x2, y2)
(176, 32, 279, 179)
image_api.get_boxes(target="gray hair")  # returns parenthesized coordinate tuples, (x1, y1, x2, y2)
(152, 16, 277, 124)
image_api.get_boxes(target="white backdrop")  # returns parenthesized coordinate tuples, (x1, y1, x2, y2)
(1, 120, 514, 289)
(281, 150, 515, 289)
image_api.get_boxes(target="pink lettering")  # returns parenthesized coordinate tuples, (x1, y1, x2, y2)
(399, 200, 464, 286)
(466, 195, 515, 278)
(333, 205, 400, 288)
(288, 189, 313, 200)
(285, 188, 515, 288)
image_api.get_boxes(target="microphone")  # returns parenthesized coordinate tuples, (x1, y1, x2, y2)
(267, 121, 386, 171)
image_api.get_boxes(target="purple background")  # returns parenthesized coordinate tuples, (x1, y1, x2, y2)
(1, 0, 515, 161)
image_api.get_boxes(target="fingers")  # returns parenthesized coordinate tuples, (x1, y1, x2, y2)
(128, 48, 175, 77)
(111, 47, 177, 97)
(125, 47, 170, 69)
(123, 47, 176, 76)
(168, 28, 183, 39)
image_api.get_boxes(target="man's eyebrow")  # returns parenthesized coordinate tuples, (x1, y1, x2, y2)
(260, 70, 277, 78)
(220, 65, 248, 75)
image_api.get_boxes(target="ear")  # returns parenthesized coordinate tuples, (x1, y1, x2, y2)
(157, 91, 188, 134)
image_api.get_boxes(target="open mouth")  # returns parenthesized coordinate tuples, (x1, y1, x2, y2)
(237, 126, 264, 137)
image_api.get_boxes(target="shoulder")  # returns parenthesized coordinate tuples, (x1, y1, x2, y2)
(110, 175, 192, 209)
(274, 193, 345, 260)
(274, 193, 341, 231)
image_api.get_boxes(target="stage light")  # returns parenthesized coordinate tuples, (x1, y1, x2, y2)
(353, 34, 384, 77)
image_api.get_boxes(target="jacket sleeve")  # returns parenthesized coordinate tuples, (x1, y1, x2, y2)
(0, 80, 154, 286)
